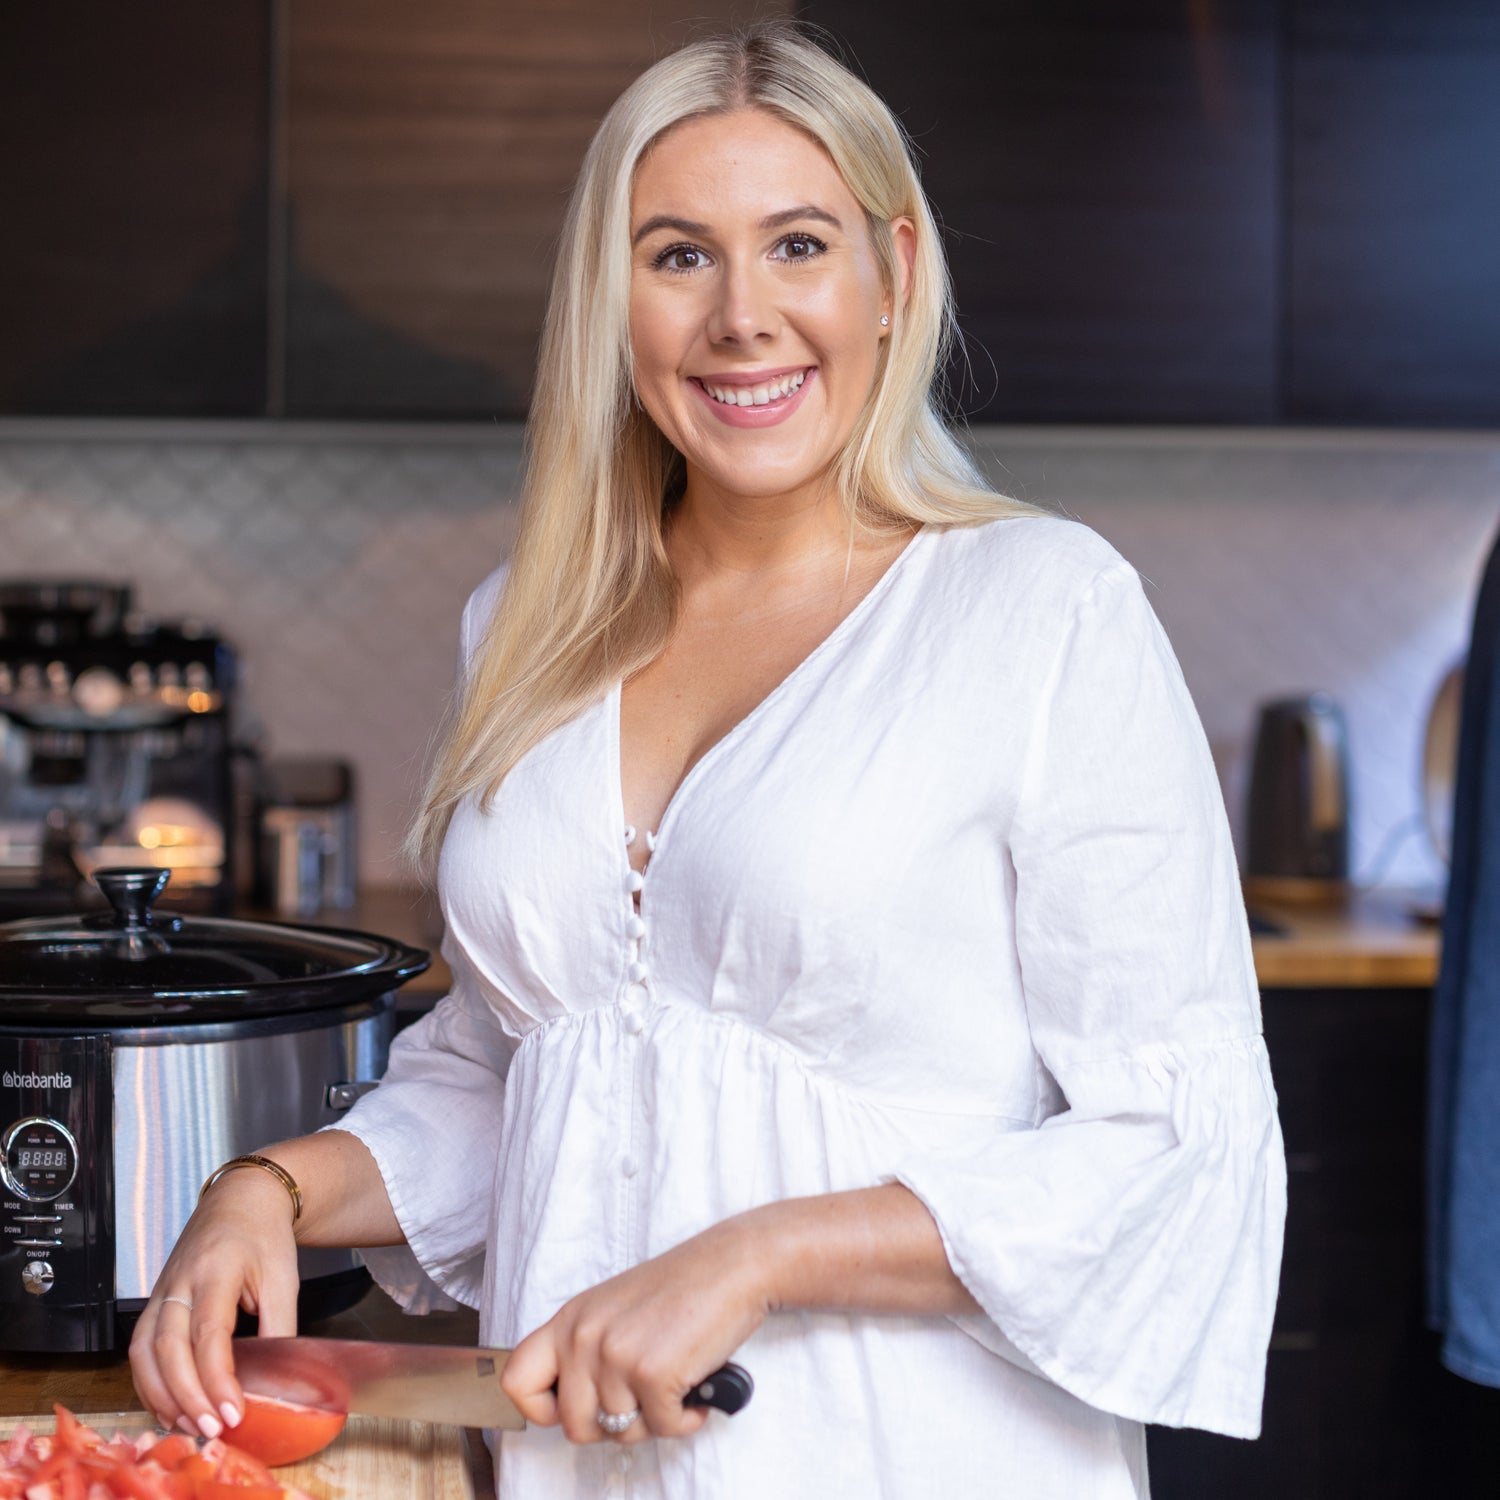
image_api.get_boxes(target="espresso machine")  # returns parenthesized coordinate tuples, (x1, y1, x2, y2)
(0, 581, 239, 918)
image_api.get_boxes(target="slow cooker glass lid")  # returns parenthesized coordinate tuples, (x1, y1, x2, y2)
(0, 868, 428, 1024)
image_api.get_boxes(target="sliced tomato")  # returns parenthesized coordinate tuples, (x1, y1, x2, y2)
(216, 1394, 346, 1469)
(190, 1483, 284, 1500)
(197, 1440, 277, 1487)
(52, 1405, 101, 1454)
(139, 1436, 199, 1473)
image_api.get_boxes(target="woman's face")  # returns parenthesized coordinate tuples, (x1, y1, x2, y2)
(628, 108, 912, 513)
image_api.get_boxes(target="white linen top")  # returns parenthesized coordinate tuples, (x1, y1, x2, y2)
(339, 515, 1286, 1500)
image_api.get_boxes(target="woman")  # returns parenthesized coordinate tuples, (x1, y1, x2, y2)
(131, 23, 1285, 1499)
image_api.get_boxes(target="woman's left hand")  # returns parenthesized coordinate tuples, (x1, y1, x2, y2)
(500, 1219, 768, 1445)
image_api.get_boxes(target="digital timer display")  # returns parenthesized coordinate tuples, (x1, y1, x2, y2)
(1, 1117, 78, 1201)
(16, 1148, 69, 1169)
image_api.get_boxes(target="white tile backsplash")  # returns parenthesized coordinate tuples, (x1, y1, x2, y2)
(2, 419, 1496, 891)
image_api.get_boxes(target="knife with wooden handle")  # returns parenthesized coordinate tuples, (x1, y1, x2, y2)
(232, 1337, 753, 1431)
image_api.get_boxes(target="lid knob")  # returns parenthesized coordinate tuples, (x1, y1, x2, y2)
(93, 867, 173, 931)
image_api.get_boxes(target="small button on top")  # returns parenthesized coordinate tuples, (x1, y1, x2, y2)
(628, 961, 649, 983)
(621, 1155, 639, 1178)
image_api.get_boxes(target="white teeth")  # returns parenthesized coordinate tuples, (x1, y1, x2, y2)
(702, 370, 809, 405)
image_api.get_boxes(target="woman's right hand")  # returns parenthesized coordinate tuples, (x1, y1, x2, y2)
(129, 1165, 302, 1439)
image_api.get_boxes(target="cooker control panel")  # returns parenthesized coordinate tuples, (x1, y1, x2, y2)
(0, 1032, 114, 1351)
(1, 1116, 79, 1202)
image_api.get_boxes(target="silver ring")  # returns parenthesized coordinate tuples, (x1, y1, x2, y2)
(596, 1407, 640, 1436)
(160, 1296, 194, 1313)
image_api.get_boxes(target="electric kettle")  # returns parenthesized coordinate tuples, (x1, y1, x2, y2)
(1243, 693, 1351, 904)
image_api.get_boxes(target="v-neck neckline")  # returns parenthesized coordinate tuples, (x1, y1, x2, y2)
(610, 522, 932, 865)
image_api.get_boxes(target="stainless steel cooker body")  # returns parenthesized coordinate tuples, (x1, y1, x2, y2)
(107, 1001, 392, 1302)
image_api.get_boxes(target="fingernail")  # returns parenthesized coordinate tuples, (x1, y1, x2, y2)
(155, 1412, 173, 1431)
(197, 1412, 222, 1439)
(220, 1402, 241, 1429)
(177, 1416, 198, 1436)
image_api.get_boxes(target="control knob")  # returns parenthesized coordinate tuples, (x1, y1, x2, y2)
(22, 1260, 54, 1296)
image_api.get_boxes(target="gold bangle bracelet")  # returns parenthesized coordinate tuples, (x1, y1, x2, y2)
(198, 1154, 303, 1221)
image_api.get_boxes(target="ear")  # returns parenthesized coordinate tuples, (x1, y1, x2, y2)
(884, 216, 917, 322)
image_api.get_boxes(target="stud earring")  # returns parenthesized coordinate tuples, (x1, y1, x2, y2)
(880, 315, 890, 326)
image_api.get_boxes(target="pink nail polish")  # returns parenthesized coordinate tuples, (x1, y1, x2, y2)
(220, 1402, 241, 1429)
(177, 1416, 197, 1436)
(197, 1412, 222, 1439)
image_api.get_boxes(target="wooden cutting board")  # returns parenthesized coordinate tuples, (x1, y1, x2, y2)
(0, 1410, 484, 1499)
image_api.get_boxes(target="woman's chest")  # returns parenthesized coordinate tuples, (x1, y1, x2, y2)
(438, 614, 1044, 1097)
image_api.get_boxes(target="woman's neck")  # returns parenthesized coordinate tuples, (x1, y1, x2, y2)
(668, 475, 862, 581)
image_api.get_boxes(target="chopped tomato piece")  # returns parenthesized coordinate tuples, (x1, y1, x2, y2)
(139, 1436, 199, 1473)
(191, 1484, 285, 1500)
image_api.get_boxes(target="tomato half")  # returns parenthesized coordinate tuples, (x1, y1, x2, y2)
(218, 1396, 347, 1469)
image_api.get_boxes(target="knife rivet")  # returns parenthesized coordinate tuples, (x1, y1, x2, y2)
(699, 1380, 714, 1400)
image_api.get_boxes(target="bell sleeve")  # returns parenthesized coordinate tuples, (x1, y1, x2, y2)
(895, 557, 1287, 1438)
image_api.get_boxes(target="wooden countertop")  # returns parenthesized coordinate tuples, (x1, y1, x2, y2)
(1249, 885, 1441, 989)
(258, 881, 1443, 1000)
(0, 1282, 480, 1420)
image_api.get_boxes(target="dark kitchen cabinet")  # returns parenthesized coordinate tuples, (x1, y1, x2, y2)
(801, 0, 1281, 424)
(0, 3, 270, 415)
(1287, 2, 1500, 425)
(7, 1, 1500, 423)
(1148, 987, 1500, 1500)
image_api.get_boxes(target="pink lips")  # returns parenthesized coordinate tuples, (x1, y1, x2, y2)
(690, 369, 816, 428)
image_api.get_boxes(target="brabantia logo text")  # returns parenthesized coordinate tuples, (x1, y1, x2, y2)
(3, 1071, 72, 1090)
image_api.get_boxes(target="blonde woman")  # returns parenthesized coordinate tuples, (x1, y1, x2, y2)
(133, 23, 1285, 1499)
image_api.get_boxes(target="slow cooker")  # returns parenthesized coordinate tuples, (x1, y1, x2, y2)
(0, 867, 428, 1352)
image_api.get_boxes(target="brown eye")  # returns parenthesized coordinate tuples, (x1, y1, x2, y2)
(773, 233, 827, 263)
(654, 244, 706, 273)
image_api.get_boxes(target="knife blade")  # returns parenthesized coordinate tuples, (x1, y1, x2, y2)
(231, 1337, 753, 1432)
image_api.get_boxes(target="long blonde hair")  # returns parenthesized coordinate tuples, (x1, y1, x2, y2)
(409, 20, 1041, 870)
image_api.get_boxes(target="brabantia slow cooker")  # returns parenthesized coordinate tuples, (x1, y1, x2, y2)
(0, 867, 428, 1352)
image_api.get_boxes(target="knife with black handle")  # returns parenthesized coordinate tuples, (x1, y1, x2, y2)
(232, 1336, 753, 1431)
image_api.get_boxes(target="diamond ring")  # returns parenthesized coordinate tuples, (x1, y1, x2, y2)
(596, 1407, 640, 1436)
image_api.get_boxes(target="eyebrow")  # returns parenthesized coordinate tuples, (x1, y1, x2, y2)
(631, 204, 844, 247)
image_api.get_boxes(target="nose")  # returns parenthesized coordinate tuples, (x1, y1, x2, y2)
(706, 260, 778, 347)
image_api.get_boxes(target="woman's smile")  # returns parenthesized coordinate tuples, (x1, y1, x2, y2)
(628, 108, 902, 507)
(690, 366, 816, 426)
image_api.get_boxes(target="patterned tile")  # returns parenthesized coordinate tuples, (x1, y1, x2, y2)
(1, 421, 1495, 892)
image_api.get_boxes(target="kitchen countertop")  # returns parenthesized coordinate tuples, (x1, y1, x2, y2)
(0, 1282, 494, 1492)
(1248, 884, 1441, 989)
(284, 883, 1441, 996)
